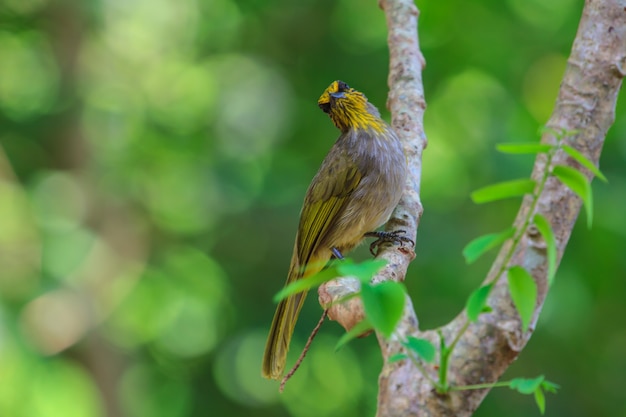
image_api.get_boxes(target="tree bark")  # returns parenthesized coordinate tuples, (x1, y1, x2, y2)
(322, 0, 626, 416)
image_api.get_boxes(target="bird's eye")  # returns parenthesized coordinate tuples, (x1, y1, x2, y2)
(318, 101, 331, 113)
(336, 81, 350, 92)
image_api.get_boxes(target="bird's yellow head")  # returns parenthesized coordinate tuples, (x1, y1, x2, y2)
(318, 81, 385, 133)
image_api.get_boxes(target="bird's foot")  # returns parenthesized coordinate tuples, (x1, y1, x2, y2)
(331, 247, 345, 260)
(364, 230, 415, 256)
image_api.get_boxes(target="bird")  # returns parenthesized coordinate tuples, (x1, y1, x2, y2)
(262, 80, 408, 380)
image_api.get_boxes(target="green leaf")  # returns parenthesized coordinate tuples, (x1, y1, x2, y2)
(273, 262, 340, 302)
(507, 266, 538, 332)
(553, 165, 593, 228)
(562, 145, 607, 182)
(496, 143, 553, 154)
(402, 336, 436, 363)
(388, 353, 408, 363)
(510, 375, 545, 395)
(361, 281, 406, 338)
(534, 386, 546, 415)
(273, 258, 387, 302)
(335, 319, 373, 350)
(541, 380, 560, 394)
(338, 259, 388, 282)
(471, 179, 536, 204)
(463, 228, 515, 264)
(533, 214, 557, 286)
(466, 284, 493, 322)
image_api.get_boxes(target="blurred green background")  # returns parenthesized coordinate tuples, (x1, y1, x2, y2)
(1, 0, 625, 416)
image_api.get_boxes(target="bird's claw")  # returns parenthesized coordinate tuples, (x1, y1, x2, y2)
(364, 230, 415, 256)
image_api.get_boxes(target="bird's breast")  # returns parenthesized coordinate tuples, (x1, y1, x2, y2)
(332, 127, 407, 248)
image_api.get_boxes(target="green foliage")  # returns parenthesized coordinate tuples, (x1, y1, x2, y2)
(562, 145, 607, 182)
(507, 266, 538, 332)
(449, 376, 559, 415)
(335, 319, 374, 350)
(510, 375, 545, 394)
(273, 258, 387, 302)
(387, 352, 408, 363)
(339, 259, 390, 282)
(496, 143, 554, 154)
(463, 228, 515, 264)
(509, 376, 560, 415)
(553, 165, 594, 228)
(361, 281, 406, 338)
(466, 284, 493, 322)
(273, 257, 406, 346)
(402, 336, 436, 363)
(446, 130, 603, 412)
(471, 179, 536, 203)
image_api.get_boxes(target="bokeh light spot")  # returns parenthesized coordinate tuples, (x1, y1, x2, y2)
(29, 171, 87, 231)
(102, 0, 199, 63)
(427, 69, 511, 157)
(42, 227, 96, 281)
(331, 0, 387, 53)
(0, 31, 58, 120)
(143, 61, 218, 134)
(105, 246, 230, 358)
(118, 363, 191, 417)
(280, 335, 364, 417)
(20, 289, 90, 355)
(508, 0, 577, 30)
(213, 330, 280, 406)
(28, 359, 104, 417)
(0, 180, 40, 299)
(522, 54, 567, 123)
(0, 0, 48, 14)
(212, 55, 293, 160)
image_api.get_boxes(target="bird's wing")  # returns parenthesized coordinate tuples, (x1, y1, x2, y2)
(296, 150, 362, 267)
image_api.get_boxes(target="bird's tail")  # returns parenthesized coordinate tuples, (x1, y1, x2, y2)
(261, 290, 306, 380)
(262, 252, 327, 380)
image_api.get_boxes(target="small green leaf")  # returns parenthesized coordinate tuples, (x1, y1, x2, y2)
(335, 319, 373, 350)
(388, 353, 408, 363)
(553, 165, 593, 228)
(507, 266, 538, 332)
(402, 336, 436, 363)
(471, 179, 536, 204)
(274, 259, 387, 302)
(533, 214, 557, 286)
(510, 375, 545, 395)
(361, 281, 406, 338)
(534, 386, 546, 414)
(466, 284, 493, 322)
(273, 262, 341, 302)
(541, 380, 560, 394)
(496, 143, 553, 154)
(562, 145, 607, 182)
(338, 259, 388, 282)
(463, 228, 515, 264)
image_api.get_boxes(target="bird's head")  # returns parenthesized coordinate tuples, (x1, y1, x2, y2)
(317, 81, 384, 133)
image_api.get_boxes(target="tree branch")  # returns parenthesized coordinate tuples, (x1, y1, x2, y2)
(321, 0, 624, 416)
(376, 0, 626, 416)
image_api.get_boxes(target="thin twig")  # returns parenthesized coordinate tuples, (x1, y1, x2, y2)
(279, 309, 329, 392)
